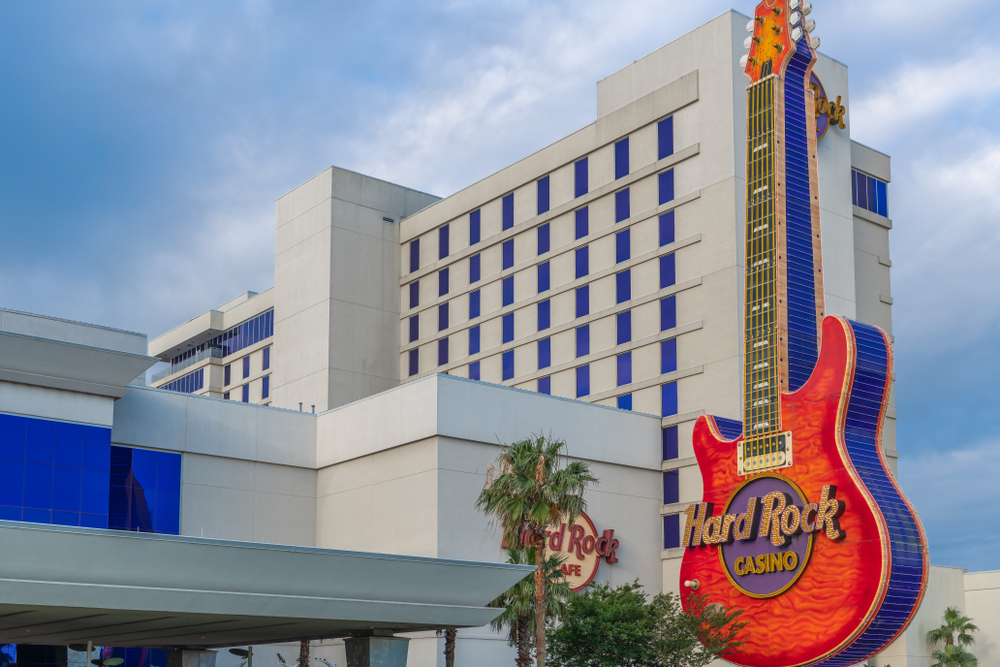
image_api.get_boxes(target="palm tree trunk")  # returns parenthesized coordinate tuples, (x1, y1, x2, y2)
(516, 615, 533, 667)
(297, 641, 309, 667)
(534, 538, 546, 667)
(444, 628, 457, 667)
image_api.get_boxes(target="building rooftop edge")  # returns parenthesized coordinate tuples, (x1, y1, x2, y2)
(275, 164, 441, 206)
(0, 306, 145, 338)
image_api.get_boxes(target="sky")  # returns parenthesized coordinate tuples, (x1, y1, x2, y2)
(1, 0, 999, 571)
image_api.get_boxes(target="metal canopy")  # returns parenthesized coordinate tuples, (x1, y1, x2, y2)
(0, 521, 532, 648)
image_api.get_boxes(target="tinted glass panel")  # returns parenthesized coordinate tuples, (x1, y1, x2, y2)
(538, 376, 552, 395)
(242, 384, 249, 403)
(439, 268, 450, 296)
(502, 276, 514, 307)
(243, 356, 250, 379)
(576, 325, 590, 358)
(409, 349, 419, 376)
(659, 212, 675, 246)
(502, 350, 515, 380)
(615, 189, 630, 223)
(576, 286, 590, 318)
(470, 210, 481, 244)
(575, 208, 589, 239)
(537, 176, 550, 215)
(502, 193, 514, 230)
(0, 413, 26, 461)
(109, 446, 182, 535)
(538, 300, 551, 331)
(470, 361, 481, 381)
(502, 313, 514, 344)
(616, 270, 631, 304)
(662, 382, 678, 417)
(470, 326, 481, 355)
(469, 290, 481, 319)
(617, 352, 632, 386)
(661, 296, 677, 331)
(409, 281, 420, 308)
(502, 240, 514, 270)
(262, 375, 270, 399)
(575, 159, 588, 198)
(53, 422, 82, 467)
(662, 426, 679, 460)
(662, 338, 678, 374)
(617, 394, 633, 411)
(439, 225, 450, 259)
(658, 116, 674, 159)
(615, 138, 629, 179)
(575, 247, 589, 279)
(660, 254, 676, 288)
(410, 239, 420, 273)
(263, 346, 270, 370)
(538, 262, 551, 293)
(659, 170, 675, 205)
(539, 338, 551, 369)
(470, 254, 481, 283)
(576, 365, 590, 397)
(439, 303, 450, 331)
(409, 315, 419, 343)
(616, 229, 630, 264)
(538, 223, 550, 255)
(438, 338, 449, 366)
(664, 514, 680, 549)
(617, 311, 632, 345)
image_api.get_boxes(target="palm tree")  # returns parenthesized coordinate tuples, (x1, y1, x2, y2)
(931, 645, 978, 667)
(443, 628, 457, 667)
(476, 434, 597, 667)
(928, 607, 978, 667)
(488, 547, 572, 667)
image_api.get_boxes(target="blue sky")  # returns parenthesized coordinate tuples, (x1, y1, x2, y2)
(2, 0, 999, 571)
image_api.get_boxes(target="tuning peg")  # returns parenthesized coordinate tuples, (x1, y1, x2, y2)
(804, 19, 816, 32)
(746, 19, 755, 32)
(801, 2, 813, 15)
(740, 54, 749, 68)
(790, 11, 802, 26)
(792, 27, 803, 42)
(744, 35, 761, 49)
(810, 36, 821, 49)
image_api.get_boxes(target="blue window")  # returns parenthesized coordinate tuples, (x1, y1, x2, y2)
(659, 170, 675, 205)
(615, 189, 630, 223)
(663, 470, 679, 504)
(659, 211, 675, 246)
(439, 303, 449, 331)
(538, 262, 551, 293)
(617, 311, 632, 344)
(538, 338, 552, 369)
(439, 225, 450, 259)
(538, 223, 550, 255)
(470, 290, 481, 319)
(852, 169, 889, 217)
(575, 158, 589, 198)
(502, 239, 514, 270)
(166, 309, 274, 368)
(470, 209, 482, 245)
(615, 138, 629, 179)
(662, 382, 678, 417)
(502, 350, 515, 381)
(576, 325, 590, 358)
(616, 229, 630, 264)
(538, 300, 551, 331)
(470, 326, 481, 355)
(503, 313, 514, 343)
(439, 268, 450, 296)
(263, 346, 270, 370)
(224, 364, 231, 386)
(502, 276, 515, 307)
(576, 286, 590, 318)
(503, 193, 515, 230)
(661, 296, 677, 331)
(618, 394, 633, 411)
(243, 356, 250, 379)
(109, 446, 182, 535)
(616, 270, 631, 304)
(575, 207, 589, 239)
(664, 514, 681, 549)
(658, 116, 674, 159)
(662, 338, 678, 374)
(408, 349, 419, 376)
(438, 338, 449, 366)
(575, 246, 589, 279)
(539, 376, 552, 395)
(262, 375, 270, 399)
(409, 315, 419, 343)
(660, 253, 676, 288)
(409, 281, 419, 308)
(576, 365, 590, 397)
(163, 368, 204, 394)
(470, 254, 481, 283)
(470, 361, 481, 381)
(663, 426, 679, 460)
(242, 384, 249, 403)
(410, 239, 420, 273)
(617, 352, 632, 386)
(223, 391, 230, 400)
(537, 176, 550, 215)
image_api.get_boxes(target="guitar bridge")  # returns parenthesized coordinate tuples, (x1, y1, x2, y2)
(737, 432, 793, 475)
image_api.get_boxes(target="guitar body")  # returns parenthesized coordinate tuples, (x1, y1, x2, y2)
(679, 316, 928, 667)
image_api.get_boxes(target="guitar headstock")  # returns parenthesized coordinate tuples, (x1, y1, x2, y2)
(740, 0, 820, 82)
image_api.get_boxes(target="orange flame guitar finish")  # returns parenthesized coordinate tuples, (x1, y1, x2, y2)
(679, 317, 900, 667)
(745, 0, 795, 82)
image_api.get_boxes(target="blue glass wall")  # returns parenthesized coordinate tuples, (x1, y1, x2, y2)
(162, 368, 204, 394)
(169, 309, 274, 366)
(109, 446, 181, 535)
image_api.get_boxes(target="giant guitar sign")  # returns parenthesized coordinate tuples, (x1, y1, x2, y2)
(678, 2, 928, 666)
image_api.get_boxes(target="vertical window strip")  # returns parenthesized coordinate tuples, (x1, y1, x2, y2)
(615, 188, 630, 223)
(538, 300, 551, 331)
(502, 313, 515, 344)
(502, 239, 514, 270)
(616, 229, 630, 264)
(575, 208, 589, 240)
(576, 286, 590, 318)
(617, 394, 633, 411)
(538, 338, 551, 369)
(438, 338, 449, 366)
(662, 382, 678, 417)
(470, 254, 481, 283)
(537, 176, 550, 215)
(575, 246, 589, 279)
(470, 326, 481, 355)
(409, 315, 419, 343)
(660, 253, 676, 288)
(470, 290, 481, 319)
(502, 276, 515, 307)
(470, 361, 481, 381)
(438, 303, 449, 331)
(408, 349, 419, 377)
(617, 310, 632, 345)
(663, 514, 681, 549)
(576, 325, 590, 358)
(615, 138, 629, 180)
(502, 350, 515, 380)
(659, 170, 675, 205)
(439, 225, 450, 260)
(502, 193, 514, 230)
(410, 239, 420, 273)
(470, 209, 481, 245)
(662, 426, 679, 460)
(242, 384, 249, 403)
(658, 116, 674, 160)
(539, 376, 552, 395)
(659, 211, 675, 247)
(617, 352, 632, 386)
(661, 296, 677, 331)
(616, 270, 632, 304)
(439, 268, 450, 296)
(409, 281, 420, 308)
(663, 470, 679, 504)
(538, 223, 550, 255)
(575, 158, 589, 198)
(538, 262, 551, 293)
(262, 375, 270, 400)
(662, 338, 678, 374)
(576, 365, 590, 397)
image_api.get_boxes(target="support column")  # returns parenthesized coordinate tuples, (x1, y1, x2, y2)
(167, 650, 218, 667)
(345, 635, 410, 667)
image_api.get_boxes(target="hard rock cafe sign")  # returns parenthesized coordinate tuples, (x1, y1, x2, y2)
(810, 73, 846, 140)
(505, 512, 619, 592)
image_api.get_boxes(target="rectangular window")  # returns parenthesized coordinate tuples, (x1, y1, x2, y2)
(618, 394, 633, 411)
(409, 281, 419, 308)
(538, 262, 551, 293)
(575, 207, 589, 240)
(243, 356, 250, 379)
(662, 338, 678, 374)
(576, 285, 590, 318)
(262, 375, 270, 400)
(876, 179, 888, 217)
(502, 276, 515, 307)
(439, 225, 450, 259)
(409, 315, 419, 343)
(659, 170, 675, 205)
(502, 193, 514, 230)
(615, 138, 629, 179)
(659, 212, 675, 246)
(575, 158, 588, 198)
(538, 338, 551, 369)
(408, 349, 419, 377)
(664, 514, 681, 549)
(470, 325, 481, 355)
(617, 311, 632, 345)
(439, 303, 449, 331)
(438, 338, 449, 366)
(538, 300, 551, 331)
(502, 239, 514, 270)
(470, 361, 481, 381)
(615, 188, 630, 223)
(662, 382, 678, 417)
(576, 365, 590, 397)
(616, 270, 631, 304)
(661, 296, 677, 331)
(439, 268, 451, 297)
(470, 290, 481, 319)
(539, 376, 552, 395)
(470, 254, 481, 283)
(223, 391, 230, 400)
(576, 325, 590, 358)
(262, 347, 270, 371)
(663, 470, 679, 504)
(617, 352, 632, 386)
(575, 246, 589, 279)
(224, 364, 231, 386)
(242, 384, 249, 403)
(537, 176, 550, 215)
(409, 239, 420, 273)
(470, 209, 481, 245)
(502, 313, 514, 344)
(502, 350, 515, 380)
(663, 426, 679, 460)
(658, 116, 674, 159)
(660, 253, 676, 288)
(616, 229, 630, 264)
(853, 170, 889, 217)
(538, 223, 550, 255)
